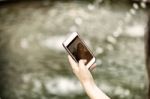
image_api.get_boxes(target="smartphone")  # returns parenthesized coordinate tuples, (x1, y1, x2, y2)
(62, 32, 96, 69)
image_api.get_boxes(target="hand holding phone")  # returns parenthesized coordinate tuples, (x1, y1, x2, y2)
(62, 32, 96, 69)
(68, 53, 109, 99)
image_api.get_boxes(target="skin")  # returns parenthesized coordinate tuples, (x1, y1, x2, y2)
(68, 55, 110, 99)
(67, 14, 150, 99)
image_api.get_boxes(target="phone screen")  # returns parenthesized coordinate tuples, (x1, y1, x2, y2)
(67, 36, 93, 65)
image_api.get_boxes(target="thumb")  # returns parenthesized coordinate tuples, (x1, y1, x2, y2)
(79, 59, 87, 69)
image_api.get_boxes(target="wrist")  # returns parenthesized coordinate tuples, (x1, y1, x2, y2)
(82, 81, 97, 98)
(82, 82, 110, 99)
(82, 80, 96, 88)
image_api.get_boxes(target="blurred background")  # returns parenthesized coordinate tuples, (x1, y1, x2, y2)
(0, 0, 149, 99)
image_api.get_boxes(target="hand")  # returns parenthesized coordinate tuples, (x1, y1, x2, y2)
(68, 55, 110, 99)
(68, 55, 96, 85)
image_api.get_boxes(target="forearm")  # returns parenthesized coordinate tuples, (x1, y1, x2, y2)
(82, 82, 110, 99)
(68, 56, 109, 99)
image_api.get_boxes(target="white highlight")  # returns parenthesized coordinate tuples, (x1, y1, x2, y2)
(141, 2, 146, 8)
(75, 17, 83, 25)
(95, 47, 104, 54)
(133, 3, 139, 10)
(88, 4, 95, 11)
(44, 77, 82, 95)
(20, 38, 29, 49)
(130, 9, 136, 15)
(40, 36, 65, 51)
(125, 25, 145, 37)
(107, 36, 117, 44)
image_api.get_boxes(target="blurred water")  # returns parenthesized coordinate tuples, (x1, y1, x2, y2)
(0, 1, 149, 99)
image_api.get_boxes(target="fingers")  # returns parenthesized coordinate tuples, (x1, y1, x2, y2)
(89, 63, 96, 71)
(68, 55, 78, 71)
(68, 55, 96, 72)
(79, 59, 87, 69)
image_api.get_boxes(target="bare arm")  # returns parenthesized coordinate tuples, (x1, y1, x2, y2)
(68, 55, 110, 99)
